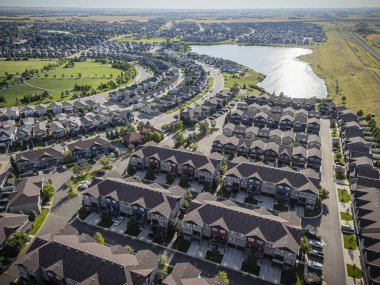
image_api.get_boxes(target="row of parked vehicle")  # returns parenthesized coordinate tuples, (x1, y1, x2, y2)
(209, 100, 237, 121)
(304, 226, 324, 277)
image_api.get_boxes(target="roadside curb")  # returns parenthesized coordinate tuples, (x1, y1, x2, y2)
(302, 203, 324, 220)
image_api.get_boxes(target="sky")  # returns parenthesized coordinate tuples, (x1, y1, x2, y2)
(1, 0, 379, 9)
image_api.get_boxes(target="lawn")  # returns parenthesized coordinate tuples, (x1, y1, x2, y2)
(171, 236, 191, 253)
(165, 76, 214, 114)
(300, 23, 380, 124)
(347, 264, 363, 279)
(338, 188, 351, 203)
(0, 59, 57, 75)
(222, 69, 265, 91)
(29, 208, 49, 235)
(117, 34, 181, 43)
(343, 234, 357, 250)
(340, 211, 353, 221)
(0, 60, 135, 107)
(205, 249, 224, 263)
(78, 206, 91, 220)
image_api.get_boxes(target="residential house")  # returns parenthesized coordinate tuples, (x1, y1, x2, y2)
(13, 146, 64, 173)
(66, 136, 111, 161)
(7, 176, 44, 214)
(83, 178, 185, 229)
(182, 193, 301, 266)
(16, 229, 159, 285)
(0, 213, 30, 248)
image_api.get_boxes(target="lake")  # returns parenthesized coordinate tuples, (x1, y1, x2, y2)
(190, 45, 327, 99)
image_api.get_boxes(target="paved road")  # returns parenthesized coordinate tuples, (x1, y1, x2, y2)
(301, 119, 345, 285)
(134, 62, 225, 130)
(70, 218, 272, 285)
(348, 30, 380, 62)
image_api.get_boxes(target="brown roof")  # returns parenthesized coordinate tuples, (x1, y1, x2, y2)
(123, 132, 143, 144)
(183, 199, 301, 254)
(8, 176, 43, 209)
(14, 146, 64, 163)
(17, 231, 159, 285)
(66, 136, 110, 152)
(84, 178, 185, 217)
(0, 213, 29, 245)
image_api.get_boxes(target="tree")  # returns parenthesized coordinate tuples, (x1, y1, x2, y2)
(217, 271, 230, 285)
(145, 166, 156, 181)
(99, 155, 112, 167)
(127, 164, 136, 176)
(174, 133, 185, 147)
(125, 245, 134, 254)
(42, 182, 55, 200)
(166, 172, 174, 185)
(126, 218, 140, 236)
(170, 218, 183, 235)
(220, 158, 227, 175)
(4, 232, 29, 258)
(183, 190, 192, 209)
(73, 162, 92, 177)
(319, 187, 330, 201)
(357, 110, 363, 117)
(94, 232, 105, 244)
(137, 121, 145, 131)
(179, 174, 189, 188)
(199, 120, 209, 135)
(299, 235, 311, 259)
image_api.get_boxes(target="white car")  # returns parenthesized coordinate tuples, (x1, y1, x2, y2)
(308, 239, 323, 249)
(113, 217, 124, 226)
(308, 261, 323, 271)
(78, 182, 89, 189)
(38, 171, 44, 176)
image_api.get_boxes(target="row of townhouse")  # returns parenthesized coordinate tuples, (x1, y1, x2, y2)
(180, 92, 231, 124)
(223, 123, 321, 148)
(16, 226, 160, 285)
(0, 104, 133, 146)
(212, 134, 322, 171)
(129, 143, 320, 210)
(224, 160, 321, 209)
(229, 102, 321, 133)
(82, 177, 185, 229)
(337, 108, 380, 285)
(244, 93, 317, 111)
(139, 62, 208, 115)
(182, 192, 302, 266)
(129, 142, 223, 183)
(12, 135, 111, 174)
(187, 51, 247, 73)
(0, 213, 30, 248)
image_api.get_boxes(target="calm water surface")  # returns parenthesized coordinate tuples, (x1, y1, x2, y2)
(190, 45, 327, 99)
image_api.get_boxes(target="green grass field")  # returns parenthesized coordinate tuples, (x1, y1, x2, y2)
(222, 69, 265, 91)
(300, 23, 380, 123)
(343, 233, 357, 250)
(340, 211, 353, 221)
(0, 59, 57, 75)
(338, 188, 351, 203)
(347, 264, 363, 279)
(0, 60, 135, 107)
(30, 208, 49, 235)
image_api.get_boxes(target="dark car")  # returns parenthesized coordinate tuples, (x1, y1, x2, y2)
(308, 249, 324, 261)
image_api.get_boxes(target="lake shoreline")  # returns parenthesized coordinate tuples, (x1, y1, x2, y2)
(190, 44, 327, 99)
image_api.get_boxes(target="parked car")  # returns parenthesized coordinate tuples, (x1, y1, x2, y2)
(78, 181, 89, 189)
(307, 261, 323, 271)
(113, 216, 124, 226)
(341, 224, 355, 234)
(309, 239, 324, 250)
(38, 171, 44, 176)
(308, 249, 324, 261)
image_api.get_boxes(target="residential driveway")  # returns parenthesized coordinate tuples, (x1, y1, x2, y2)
(187, 240, 208, 258)
(221, 248, 244, 270)
(84, 212, 101, 226)
(137, 224, 152, 241)
(231, 191, 246, 203)
(259, 259, 282, 284)
(109, 218, 128, 234)
(188, 181, 204, 193)
(134, 170, 146, 180)
(154, 173, 167, 185)
(257, 196, 274, 210)
(293, 205, 305, 218)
